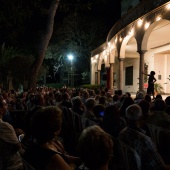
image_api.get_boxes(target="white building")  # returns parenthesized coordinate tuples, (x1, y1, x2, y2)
(90, 0, 170, 94)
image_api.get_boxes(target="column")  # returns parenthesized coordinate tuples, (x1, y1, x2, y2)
(110, 63, 114, 92)
(109, 48, 115, 93)
(97, 70, 101, 85)
(119, 58, 124, 90)
(137, 50, 147, 92)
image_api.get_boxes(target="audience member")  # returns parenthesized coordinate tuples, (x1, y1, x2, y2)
(0, 99, 23, 170)
(61, 92, 72, 109)
(23, 106, 80, 170)
(119, 96, 134, 119)
(71, 97, 85, 116)
(102, 105, 126, 137)
(119, 104, 170, 170)
(165, 96, 170, 115)
(77, 125, 113, 170)
(134, 92, 144, 104)
(82, 98, 96, 120)
(146, 99, 170, 129)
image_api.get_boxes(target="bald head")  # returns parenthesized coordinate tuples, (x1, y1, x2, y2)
(126, 104, 142, 121)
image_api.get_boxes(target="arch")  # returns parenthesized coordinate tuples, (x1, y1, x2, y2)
(97, 54, 103, 71)
(142, 19, 170, 50)
(120, 35, 137, 58)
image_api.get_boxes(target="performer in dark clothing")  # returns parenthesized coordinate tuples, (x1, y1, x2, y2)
(142, 71, 157, 99)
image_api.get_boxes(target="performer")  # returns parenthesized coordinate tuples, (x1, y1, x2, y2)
(142, 71, 157, 99)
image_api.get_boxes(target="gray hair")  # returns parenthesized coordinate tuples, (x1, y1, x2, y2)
(126, 104, 142, 121)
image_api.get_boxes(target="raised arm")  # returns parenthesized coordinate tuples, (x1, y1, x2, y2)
(142, 71, 149, 76)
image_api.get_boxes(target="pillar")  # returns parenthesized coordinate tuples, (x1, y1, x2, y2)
(110, 63, 114, 92)
(98, 70, 101, 85)
(119, 58, 124, 90)
(137, 50, 147, 92)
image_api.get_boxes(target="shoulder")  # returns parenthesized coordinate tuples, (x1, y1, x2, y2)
(0, 121, 19, 144)
(47, 153, 72, 170)
(0, 120, 16, 134)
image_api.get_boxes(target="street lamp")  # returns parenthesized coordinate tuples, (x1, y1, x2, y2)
(67, 54, 74, 87)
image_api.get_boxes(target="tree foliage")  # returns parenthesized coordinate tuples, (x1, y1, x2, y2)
(0, 0, 117, 88)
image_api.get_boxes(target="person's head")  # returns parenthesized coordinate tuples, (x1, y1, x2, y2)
(154, 99, 166, 111)
(136, 92, 144, 99)
(117, 90, 122, 96)
(77, 125, 113, 170)
(102, 105, 120, 136)
(144, 94, 151, 103)
(62, 92, 70, 101)
(72, 96, 83, 109)
(119, 97, 134, 117)
(138, 100, 150, 117)
(126, 104, 142, 125)
(93, 104, 105, 118)
(165, 96, 170, 106)
(150, 71, 155, 75)
(34, 94, 45, 106)
(30, 106, 62, 144)
(126, 92, 131, 97)
(0, 99, 8, 117)
(101, 90, 106, 96)
(82, 90, 89, 99)
(155, 94, 162, 100)
(85, 98, 96, 111)
(113, 94, 119, 102)
(99, 96, 106, 105)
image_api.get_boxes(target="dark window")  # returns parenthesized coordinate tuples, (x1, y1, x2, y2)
(125, 66, 133, 85)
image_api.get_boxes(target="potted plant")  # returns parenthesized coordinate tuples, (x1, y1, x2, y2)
(154, 83, 164, 95)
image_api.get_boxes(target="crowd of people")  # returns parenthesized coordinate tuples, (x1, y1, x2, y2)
(0, 85, 170, 170)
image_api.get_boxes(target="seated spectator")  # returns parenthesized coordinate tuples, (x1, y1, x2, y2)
(134, 92, 144, 104)
(155, 94, 163, 100)
(93, 104, 105, 124)
(0, 99, 23, 170)
(117, 90, 123, 99)
(93, 104, 105, 118)
(165, 96, 170, 115)
(106, 92, 113, 105)
(71, 97, 85, 116)
(119, 97, 134, 119)
(61, 92, 72, 109)
(102, 105, 126, 137)
(126, 92, 131, 97)
(94, 94, 101, 104)
(99, 96, 107, 106)
(82, 98, 96, 120)
(23, 106, 80, 170)
(144, 94, 154, 108)
(138, 100, 150, 120)
(77, 125, 113, 170)
(81, 90, 89, 105)
(119, 104, 170, 170)
(101, 90, 106, 97)
(146, 99, 170, 129)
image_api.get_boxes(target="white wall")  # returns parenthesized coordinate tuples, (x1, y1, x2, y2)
(123, 58, 139, 93)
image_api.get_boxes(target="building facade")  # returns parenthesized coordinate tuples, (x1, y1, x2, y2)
(90, 0, 170, 94)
